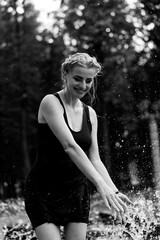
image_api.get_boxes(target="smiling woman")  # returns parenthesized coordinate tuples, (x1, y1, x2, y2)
(24, 52, 132, 240)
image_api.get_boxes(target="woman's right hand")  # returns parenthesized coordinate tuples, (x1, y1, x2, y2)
(96, 180, 127, 220)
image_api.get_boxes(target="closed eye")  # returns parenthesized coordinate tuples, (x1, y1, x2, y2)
(73, 77, 93, 84)
(73, 77, 82, 82)
(86, 79, 93, 84)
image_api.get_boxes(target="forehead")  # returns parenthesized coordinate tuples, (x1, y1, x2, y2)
(70, 66, 96, 78)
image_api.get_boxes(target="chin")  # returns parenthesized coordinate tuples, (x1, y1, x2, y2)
(74, 89, 84, 96)
(78, 92, 86, 98)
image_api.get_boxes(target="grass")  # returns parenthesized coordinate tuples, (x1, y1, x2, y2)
(1, 188, 160, 239)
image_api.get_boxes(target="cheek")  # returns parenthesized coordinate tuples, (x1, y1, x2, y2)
(88, 83, 93, 89)
(85, 84, 92, 92)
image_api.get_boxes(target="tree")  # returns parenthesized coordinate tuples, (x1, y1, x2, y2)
(126, 0, 160, 188)
(0, 0, 67, 197)
(0, 0, 43, 195)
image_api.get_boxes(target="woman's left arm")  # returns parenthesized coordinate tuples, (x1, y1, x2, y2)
(88, 107, 118, 192)
(88, 107, 132, 205)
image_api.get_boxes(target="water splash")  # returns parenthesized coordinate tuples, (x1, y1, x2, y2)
(88, 189, 160, 240)
(1, 189, 160, 239)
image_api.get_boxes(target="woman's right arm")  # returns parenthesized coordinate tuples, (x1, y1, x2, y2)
(39, 95, 125, 213)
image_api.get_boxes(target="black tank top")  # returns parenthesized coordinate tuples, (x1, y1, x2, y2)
(28, 93, 92, 192)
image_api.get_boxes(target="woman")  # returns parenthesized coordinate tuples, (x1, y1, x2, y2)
(24, 53, 131, 240)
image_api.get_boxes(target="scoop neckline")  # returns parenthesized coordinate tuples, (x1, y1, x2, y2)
(56, 93, 85, 133)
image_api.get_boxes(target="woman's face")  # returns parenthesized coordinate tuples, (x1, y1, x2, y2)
(65, 66, 96, 98)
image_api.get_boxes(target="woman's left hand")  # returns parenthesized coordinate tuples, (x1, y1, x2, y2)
(111, 192, 133, 224)
(116, 192, 133, 206)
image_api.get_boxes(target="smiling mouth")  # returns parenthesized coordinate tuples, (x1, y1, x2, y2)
(76, 89, 87, 94)
(75, 88, 87, 93)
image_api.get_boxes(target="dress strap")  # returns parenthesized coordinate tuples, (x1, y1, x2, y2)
(53, 92, 68, 123)
(83, 104, 92, 132)
(54, 93, 65, 111)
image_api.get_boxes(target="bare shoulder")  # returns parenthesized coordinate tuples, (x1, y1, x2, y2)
(38, 94, 63, 123)
(88, 106, 97, 125)
(40, 94, 62, 113)
(40, 94, 58, 106)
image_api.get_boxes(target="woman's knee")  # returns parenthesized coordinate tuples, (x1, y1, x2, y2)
(64, 222, 87, 240)
(35, 222, 61, 240)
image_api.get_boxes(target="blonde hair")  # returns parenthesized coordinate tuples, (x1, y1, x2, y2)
(61, 52, 101, 77)
(61, 53, 101, 105)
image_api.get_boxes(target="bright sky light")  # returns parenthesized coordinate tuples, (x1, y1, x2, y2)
(31, 0, 138, 31)
(126, 0, 137, 8)
(31, 0, 137, 24)
(31, 0, 147, 52)
(30, 0, 61, 30)
(31, 0, 60, 12)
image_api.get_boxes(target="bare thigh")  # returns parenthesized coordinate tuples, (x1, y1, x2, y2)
(64, 222, 87, 240)
(35, 223, 61, 240)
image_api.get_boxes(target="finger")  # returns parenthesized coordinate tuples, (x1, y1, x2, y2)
(124, 196, 134, 205)
(109, 198, 123, 212)
(111, 210, 117, 220)
(118, 211, 126, 224)
(110, 195, 125, 212)
(102, 196, 111, 210)
(122, 213, 126, 224)
(116, 211, 122, 224)
(113, 211, 117, 220)
(115, 195, 127, 212)
(112, 208, 126, 224)
(118, 194, 134, 205)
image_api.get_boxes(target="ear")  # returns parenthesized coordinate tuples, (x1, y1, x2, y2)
(62, 71, 67, 81)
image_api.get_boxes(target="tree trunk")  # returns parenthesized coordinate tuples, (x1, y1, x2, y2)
(101, 104, 111, 173)
(149, 115, 160, 189)
(14, 0, 31, 182)
(22, 107, 31, 182)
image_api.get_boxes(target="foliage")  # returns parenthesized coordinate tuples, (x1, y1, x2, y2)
(0, 0, 66, 195)
(0, 0, 43, 189)
(140, 0, 160, 103)
(58, 0, 137, 92)
(1, 190, 160, 239)
(55, 0, 160, 188)
(1, 0, 160, 197)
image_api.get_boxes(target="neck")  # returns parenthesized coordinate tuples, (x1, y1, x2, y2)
(61, 89, 79, 108)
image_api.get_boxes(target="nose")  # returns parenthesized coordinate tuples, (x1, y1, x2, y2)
(80, 81, 86, 90)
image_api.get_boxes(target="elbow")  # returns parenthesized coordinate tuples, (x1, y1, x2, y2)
(63, 141, 77, 154)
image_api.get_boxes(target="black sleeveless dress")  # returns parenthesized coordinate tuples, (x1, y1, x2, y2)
(24, 93, 92, 229)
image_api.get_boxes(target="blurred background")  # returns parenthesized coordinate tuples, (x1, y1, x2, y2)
(0, 0, 160, 199)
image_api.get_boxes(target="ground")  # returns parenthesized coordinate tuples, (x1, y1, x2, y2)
(0, 189, 160, 239)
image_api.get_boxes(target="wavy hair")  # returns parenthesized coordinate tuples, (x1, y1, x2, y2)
(61, 53, 102, 105)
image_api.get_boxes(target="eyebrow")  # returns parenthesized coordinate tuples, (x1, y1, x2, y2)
(74, 75, 93, 80)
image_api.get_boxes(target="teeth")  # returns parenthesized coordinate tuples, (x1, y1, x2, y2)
(75, 88, 86, 94)
(78, 89, 85, 91)
(78, 91, 85, 93)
